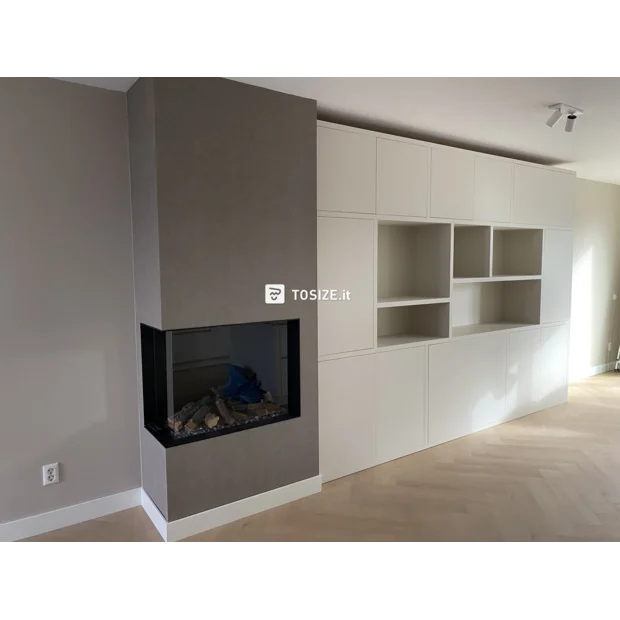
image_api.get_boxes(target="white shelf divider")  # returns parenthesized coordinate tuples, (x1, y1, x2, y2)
(377, 296, 450, 309)
(453, 275, 542, 284)
(452, 322, 536, 338)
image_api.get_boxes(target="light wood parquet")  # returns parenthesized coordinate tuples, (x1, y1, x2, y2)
(24, 372, 620, 542)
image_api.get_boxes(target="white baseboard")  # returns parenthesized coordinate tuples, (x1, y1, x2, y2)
(142, 475, 322, 542)
(0, 488, 141, 542)
(571, 362, 615, 381)
(140, 489, 167, 541)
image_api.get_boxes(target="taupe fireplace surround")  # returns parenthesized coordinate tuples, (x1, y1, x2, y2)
(128, 78, 318, 521)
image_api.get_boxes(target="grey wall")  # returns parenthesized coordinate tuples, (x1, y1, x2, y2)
(127, 78, 162, 330)
(570, 178, 620, 379)
(129, 78, 318, 520)
(0, 78, 141, 524)
(153, 78, 317, 332)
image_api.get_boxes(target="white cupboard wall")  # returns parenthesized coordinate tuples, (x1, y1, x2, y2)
(317, 121, 575, 483)
(376, 138, 429, 218)
(317, 216, 374, 356)
(541, 229, 573, 324)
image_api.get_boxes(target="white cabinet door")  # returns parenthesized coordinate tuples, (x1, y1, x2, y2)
(428, 332, 507, 445)
(537, 323, 570, 410)
(318, 216, 374, 356)
(474, 157, 512, 223)
(376, 347, 427, 464)
(376, 138, 430, 218)
(506, 328, 541, 421)
(513, 165, 575, 227)
(513, 165, 543, 226)
(430, 148, 475, 220)
(319, 355, 376, 482)
(547, 170, 575, 228)
(541, 229, 573, 324)
(317, 126, 376, 214)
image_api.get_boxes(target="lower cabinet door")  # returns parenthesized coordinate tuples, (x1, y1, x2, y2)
(319, 355, 376, 482)
(428, 332, 508, 445)
(506, 328, 541, 421)
(376, 347, 427, 464)
(537, 323, 570, 409)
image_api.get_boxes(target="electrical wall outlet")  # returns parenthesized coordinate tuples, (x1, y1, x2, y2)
(614, 293, 618, 301)
(42, 463, 60, 486)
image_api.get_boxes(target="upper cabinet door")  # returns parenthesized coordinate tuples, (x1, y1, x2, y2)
(318, 216, 375, 356)
(376, 138, 430, 217)
(430, 148, 475, 220)
(513, 165, 575, 228)
(474, 157, 512, 223)
(317, 127, 376, 214)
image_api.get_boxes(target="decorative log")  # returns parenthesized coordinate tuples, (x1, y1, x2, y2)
(172, 395, 210, 432)
(170, 401, 196, 431)
(231, 410, 250, 422)
(213, 393, 235, 425)
(185, 403, 210, 432)
(205, 413, 219, 428)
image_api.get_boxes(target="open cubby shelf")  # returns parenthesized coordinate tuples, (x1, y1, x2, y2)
(492, 227, 543, 277)
(377, 302, 450, 348)
(451, 279, 541, 336)
(453, 224, 491, 278)
(378, 221, 451, 301)
(374, 220, 545, 345)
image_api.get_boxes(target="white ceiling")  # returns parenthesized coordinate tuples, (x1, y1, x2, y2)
(53, 77, 138, 92)
(54, 77, 620, 185)
(231, 77, 620, 185)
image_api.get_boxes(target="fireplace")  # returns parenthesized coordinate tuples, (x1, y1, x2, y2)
(141, 320, 301, 447)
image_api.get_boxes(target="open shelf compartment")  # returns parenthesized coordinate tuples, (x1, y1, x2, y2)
(451, 279, 541, 337)
(377, 221, 451, 304)
(492, 227, 543, 277)
(378, 302, 450, 348)
(453, 224, 491, 278)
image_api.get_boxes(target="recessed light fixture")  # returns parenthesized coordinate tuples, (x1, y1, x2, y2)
(546, 103, 584, 132)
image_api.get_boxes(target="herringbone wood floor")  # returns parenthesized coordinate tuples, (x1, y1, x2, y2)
(24, 372, 620, 542)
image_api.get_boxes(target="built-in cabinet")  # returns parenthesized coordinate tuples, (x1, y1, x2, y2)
(428, 332, 508, 445)
(513, 164, 575, 228)
(474, 156, 513, 223)
(541, 229, 573, 324)
(319, 346, 427, 482)
(431, 148, 475, 220)
(317, 121, 574, 483)
(319, 355, 376, 482)
(376, 138, 429, 217)
(317, 216, 374, 356)
(317, 126, 376, 214)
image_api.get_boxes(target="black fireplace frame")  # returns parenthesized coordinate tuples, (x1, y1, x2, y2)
(140, 319, 301, 448)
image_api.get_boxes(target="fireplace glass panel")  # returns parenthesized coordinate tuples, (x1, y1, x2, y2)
(141, 319, 300, 447)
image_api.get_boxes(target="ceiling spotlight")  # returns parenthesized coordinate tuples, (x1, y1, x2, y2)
(546, 103, 584, 132)
(565, 114, 577, 133)
(546, 108, 563, 128)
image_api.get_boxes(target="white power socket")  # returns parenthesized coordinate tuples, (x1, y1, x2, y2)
(42, 463, 60, 486)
